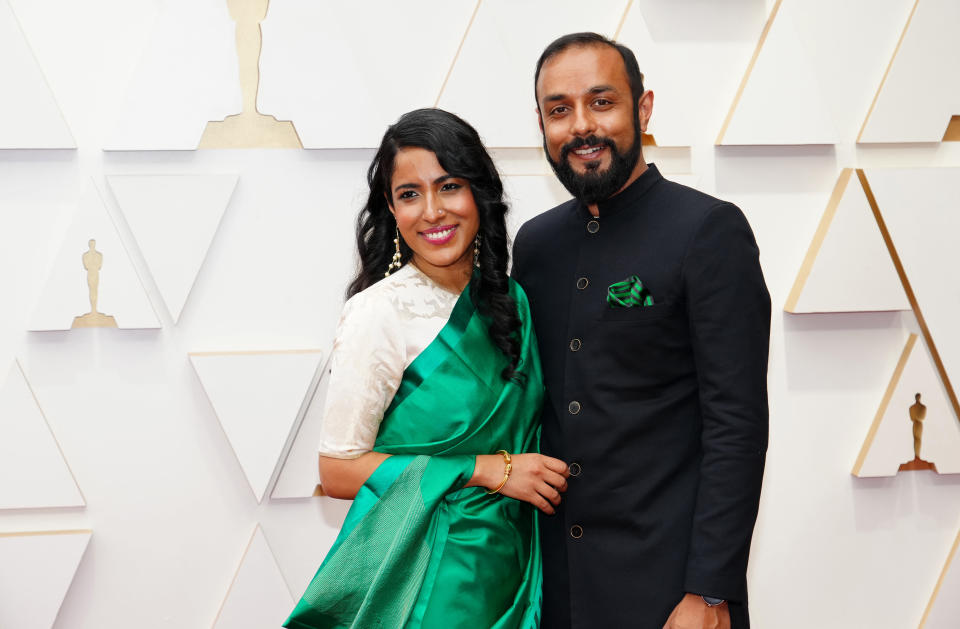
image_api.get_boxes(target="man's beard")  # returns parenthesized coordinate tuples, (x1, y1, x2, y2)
(545, 127, 642, 205)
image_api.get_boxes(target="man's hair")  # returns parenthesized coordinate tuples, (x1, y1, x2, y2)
(533, 32, 645, 111)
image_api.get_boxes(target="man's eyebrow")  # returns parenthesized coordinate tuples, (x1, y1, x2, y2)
(543, 85, 617, 104)
(588, 85, 616, 94)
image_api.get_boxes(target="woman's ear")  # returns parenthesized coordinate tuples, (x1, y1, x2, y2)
(384, 192, 395, 216)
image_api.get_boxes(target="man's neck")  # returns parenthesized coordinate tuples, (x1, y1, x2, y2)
(586, 158, 648, 217)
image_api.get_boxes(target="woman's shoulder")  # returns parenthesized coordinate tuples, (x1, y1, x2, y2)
(340, 269, 410, 327)
(342, 263, 457, 325)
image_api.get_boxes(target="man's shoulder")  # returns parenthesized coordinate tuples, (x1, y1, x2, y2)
(655, 178, 735, 217)
(649, 178, 751, 242)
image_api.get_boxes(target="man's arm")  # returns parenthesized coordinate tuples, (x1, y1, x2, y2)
(680, 202, 770, 604)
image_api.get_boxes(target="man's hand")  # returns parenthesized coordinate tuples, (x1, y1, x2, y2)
(662, 593, 730, 629)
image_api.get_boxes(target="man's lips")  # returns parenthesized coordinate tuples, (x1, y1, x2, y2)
(419, 224, 457, 245)
(568, 145, 606, 161)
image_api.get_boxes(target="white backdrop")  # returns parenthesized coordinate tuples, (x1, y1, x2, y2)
(2, 0, 960, 627)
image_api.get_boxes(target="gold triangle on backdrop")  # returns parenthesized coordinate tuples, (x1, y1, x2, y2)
(942, 115, 960, 141)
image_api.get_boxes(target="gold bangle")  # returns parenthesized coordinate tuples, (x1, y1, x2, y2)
(486, 450, 512, 495)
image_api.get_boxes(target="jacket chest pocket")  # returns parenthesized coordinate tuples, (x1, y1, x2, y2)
(598, 302, 678, 323)
(589, 303, 686, 378)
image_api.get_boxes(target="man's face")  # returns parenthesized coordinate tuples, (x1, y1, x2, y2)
(536, 44, 646, 204)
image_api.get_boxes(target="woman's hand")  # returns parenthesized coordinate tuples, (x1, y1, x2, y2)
(468, 453, 570, 514)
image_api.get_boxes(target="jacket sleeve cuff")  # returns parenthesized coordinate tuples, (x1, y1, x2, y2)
(683, 570, 747, 604)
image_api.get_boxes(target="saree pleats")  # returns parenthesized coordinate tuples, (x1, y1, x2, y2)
(285, 280, 544, 629)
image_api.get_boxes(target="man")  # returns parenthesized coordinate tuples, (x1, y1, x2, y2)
(511, 33, 770, 628)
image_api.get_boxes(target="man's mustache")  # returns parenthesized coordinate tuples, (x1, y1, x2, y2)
(560, 135, 617, 161)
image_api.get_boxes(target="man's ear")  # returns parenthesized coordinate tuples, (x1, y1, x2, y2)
(536, 107, 544, 134)
(637, 90, 654, 134)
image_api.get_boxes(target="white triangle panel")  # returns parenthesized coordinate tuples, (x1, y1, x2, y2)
(786, 169, 909, 313)
(258, 0, 477, 148)
(719, 0, 836, 145)
(0, 530, 91, 629)
(617, 2, 766, 147)
(436, 0, 627, 148)
(28, 180, 160, 331)
(865, 167, 960, 418)
(922, 530, 960, 629)
(860, 0, 960, 143)
(107, 174, 237, 323)
(272, 353, 329, 499)
(0, 0, 74, 149)
(212, 526, 293, 629)
(0, 361, 84, 509)
(853, 334, 960, 477)
(191, 350, 324, 502)
(104, 0, 239, 150)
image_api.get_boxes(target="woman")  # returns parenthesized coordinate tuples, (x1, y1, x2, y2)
(284, 108, 568, 629)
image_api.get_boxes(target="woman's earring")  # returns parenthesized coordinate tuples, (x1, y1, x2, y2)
(385, 226, 403, 277)
(473, 233, 482, 268)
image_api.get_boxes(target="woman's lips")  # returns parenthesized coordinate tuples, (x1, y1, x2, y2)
(419, 224, 457, 245)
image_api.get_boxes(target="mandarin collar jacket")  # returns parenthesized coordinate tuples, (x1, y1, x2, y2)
(512, 165, 770, 629)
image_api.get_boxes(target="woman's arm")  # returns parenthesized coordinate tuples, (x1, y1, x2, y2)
(319, 453, 391, 500)
(321, 452, 569, 513)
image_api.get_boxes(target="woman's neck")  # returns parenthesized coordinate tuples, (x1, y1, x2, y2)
(410, 256, 473, 294)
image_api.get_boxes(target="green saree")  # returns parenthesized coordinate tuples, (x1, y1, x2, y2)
(285, 278, 544, 629)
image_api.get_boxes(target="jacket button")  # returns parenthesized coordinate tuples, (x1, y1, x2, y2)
(569, 338, 581, 352)
(576, 277, 589, 290)
(568, 401, 581, 415)
(569, 462, 582, 477)
(586, 220, 599, 234)
(570, 524, 583, 539)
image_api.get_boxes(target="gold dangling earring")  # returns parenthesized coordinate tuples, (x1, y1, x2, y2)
(473, 233, 482, 268)
(385, 226, 402, 277)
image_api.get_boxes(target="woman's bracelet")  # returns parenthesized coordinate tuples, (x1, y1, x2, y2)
(486, 450, 512, 495)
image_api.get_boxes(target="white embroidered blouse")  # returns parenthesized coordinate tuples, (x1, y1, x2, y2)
(317, 262, 462, 459)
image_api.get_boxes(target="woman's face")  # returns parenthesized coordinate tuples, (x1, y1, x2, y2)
(389, 147, 480, 284)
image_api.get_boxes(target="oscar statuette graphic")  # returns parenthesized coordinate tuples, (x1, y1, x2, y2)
(898, 393, 937, 472)
(71, 239, 118, 328)
(199, 0, 301, 148)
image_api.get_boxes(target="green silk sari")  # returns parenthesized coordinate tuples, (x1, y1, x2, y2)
(285, 278, 544, 629)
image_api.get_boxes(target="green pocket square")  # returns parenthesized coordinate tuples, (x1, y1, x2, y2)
(607, 275, 654, 307)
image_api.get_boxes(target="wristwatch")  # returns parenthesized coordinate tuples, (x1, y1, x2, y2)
(701, 595, 726, 607)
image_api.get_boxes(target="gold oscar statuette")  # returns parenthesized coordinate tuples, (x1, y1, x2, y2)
(71, 239, 118, 328)
(199, 0, 302, 149)
(898, 392, 937, 472)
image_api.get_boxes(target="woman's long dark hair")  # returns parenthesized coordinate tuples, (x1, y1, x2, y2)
(347, 108, 521, 381)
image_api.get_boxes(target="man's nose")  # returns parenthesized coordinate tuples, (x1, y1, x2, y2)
(571, 106, 596, 137)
